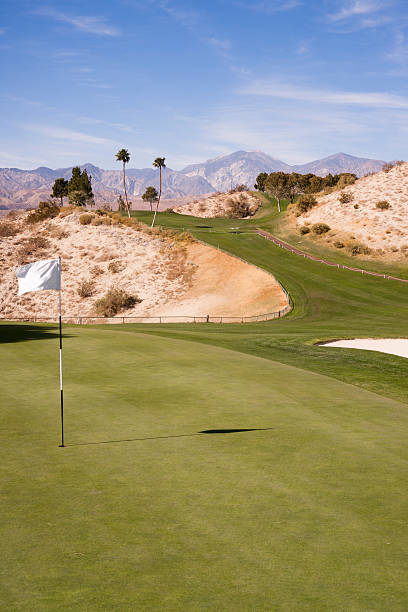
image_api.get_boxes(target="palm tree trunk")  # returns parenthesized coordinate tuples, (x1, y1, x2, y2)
(277, 197, 281, 213)
(123, 162, 130, 218)
(151, 167, 162, 227)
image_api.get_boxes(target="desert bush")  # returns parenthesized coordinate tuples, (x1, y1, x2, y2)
(175, 231, 196, 244)
(27, 201, 59, 224)
(383, 160, 404, 173)
(90, 265, 104, 277)
(79, 213, 94, 225)
(0, 222, 17, 237)
(94, 288, 142, 317)
(7, 210, 19, 219)
(376, 200, 391, 210)
(17, 236, 50, 264)
(354, 204, 359, 209)
(49, 227, 69, 240)
(339, 192, 354, 204)
(91, 216, 103, 226)
(336, 174, 356, 189)
(58, 205, 77, 218)
(334, 241, 344, 248)
(164, 207, 175, 213)
(346, 242, 371, 256)
(312, 223, 330, 235)
(299, 225, 310, 235)
(227, 194, 255, 218)
(77, 279, 95, 298)
(296, 195, 317, 213)
(108, 261, 124, 274)
(229, 184, 248, 194)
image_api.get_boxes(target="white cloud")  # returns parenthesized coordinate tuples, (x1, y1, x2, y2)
(240, 80, 408, 108)
(35, 8, 120, 36)
(22, 125, 114, 146)
(328, 0, 386, 22)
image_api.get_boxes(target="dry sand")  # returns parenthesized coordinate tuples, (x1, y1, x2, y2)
(0, 209, 286, 322)
(150, 242, 288, 319)
(173, 190, 260, 218)
(322, 338, 408, 359)
(298, 162, 408, 253)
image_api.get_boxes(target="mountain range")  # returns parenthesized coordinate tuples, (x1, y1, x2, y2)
(0, 151, 386, 209)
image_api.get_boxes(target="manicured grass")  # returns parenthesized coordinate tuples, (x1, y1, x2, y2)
(1, 324, 408, 609)
(2, 201, 408, 609)
(128, 208, 408, 404)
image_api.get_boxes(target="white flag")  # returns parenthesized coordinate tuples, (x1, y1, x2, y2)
(16, 258, 60, 296)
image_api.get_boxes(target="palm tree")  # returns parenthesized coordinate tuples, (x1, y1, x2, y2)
(151, 157, 166, 227)
(115, 149, 131, 218)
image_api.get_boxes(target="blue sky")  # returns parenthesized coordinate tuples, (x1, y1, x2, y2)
(0, 0, 407, 169)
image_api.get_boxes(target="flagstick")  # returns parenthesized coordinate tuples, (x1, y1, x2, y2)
(58, 256, 64, 448)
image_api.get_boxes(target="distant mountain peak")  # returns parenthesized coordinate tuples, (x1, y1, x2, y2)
(0, 150, 388, 209)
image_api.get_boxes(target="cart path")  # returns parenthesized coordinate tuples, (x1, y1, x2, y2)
(256, 229, 408, 284)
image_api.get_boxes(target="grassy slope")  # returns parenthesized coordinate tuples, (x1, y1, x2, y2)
(2, 201, 408, 609)
(131, 206, 408, 403)
(1, 325, 408, 610)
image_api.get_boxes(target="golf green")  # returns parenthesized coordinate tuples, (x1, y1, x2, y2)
(1, 325, 408, 610)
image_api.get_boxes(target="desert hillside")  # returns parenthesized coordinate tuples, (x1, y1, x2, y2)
(173, 188, 261, 218)
(0, 208, 287, 321)
(297, 162, 408, 254)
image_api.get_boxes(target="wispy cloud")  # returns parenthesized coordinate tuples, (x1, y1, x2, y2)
(231, 1, 301, 14)
(35, 8, 120, 36)
(328, 0, 384, 22)
(0, 27, 6, 35)
(22, 125, 114, 146)
(387, 30, 408, 67)
(157, 1, 201, 27)
(241, 80, 408, 108)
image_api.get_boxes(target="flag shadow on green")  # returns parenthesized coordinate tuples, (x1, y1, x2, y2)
(0, 324, 70, 344)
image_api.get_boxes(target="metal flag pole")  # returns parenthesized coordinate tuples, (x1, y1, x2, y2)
(58, 256, 64, 447)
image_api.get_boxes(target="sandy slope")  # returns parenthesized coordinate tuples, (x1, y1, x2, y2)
(0, 209, 286, 321)
(173, 190, 260, 218)
(298, 162, 408, 252)
(150, 243, 288, 319)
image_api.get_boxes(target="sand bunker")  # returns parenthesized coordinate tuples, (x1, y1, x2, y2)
(321, 338, 408, 359)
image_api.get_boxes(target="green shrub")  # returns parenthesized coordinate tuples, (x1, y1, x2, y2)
(77, 279, 95, 298)
(94, 288, 142, 317)
(312, 223, 330, 235)
(339, 192, 354, 205)
(299, 225, 310, 235)
(79, 213, 93, 225)
(296, 195, 317, 213)
(376, 200, 390, 210)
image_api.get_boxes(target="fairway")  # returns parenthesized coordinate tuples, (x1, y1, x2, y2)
(1, 324, 408, 610)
